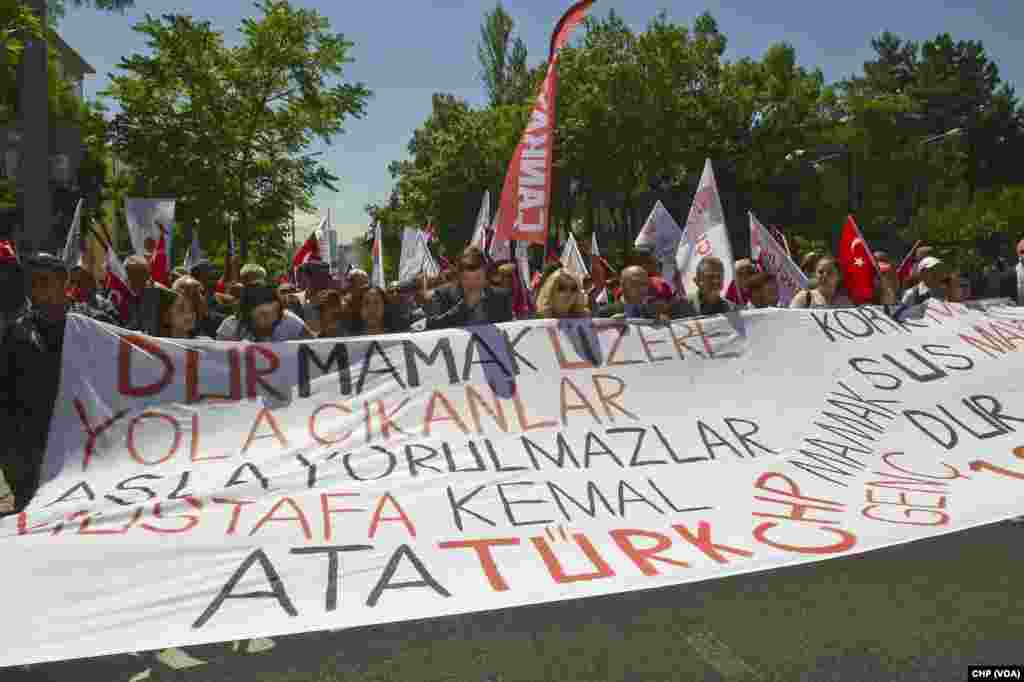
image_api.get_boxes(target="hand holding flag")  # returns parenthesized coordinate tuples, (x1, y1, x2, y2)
(836, 216, 877, 304)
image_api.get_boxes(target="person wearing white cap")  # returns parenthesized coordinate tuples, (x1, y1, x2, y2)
(900, 256, 949, 307)
(997, 238, 1024, 305)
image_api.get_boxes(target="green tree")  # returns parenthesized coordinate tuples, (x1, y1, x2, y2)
(840, 30, 1022, 230)
(45, 0, 135, 26)
(477, 2, 531, 107)
(103, 0, 371, 264)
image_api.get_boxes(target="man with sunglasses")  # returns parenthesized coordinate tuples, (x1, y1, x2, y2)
(424, 246, 514, 330)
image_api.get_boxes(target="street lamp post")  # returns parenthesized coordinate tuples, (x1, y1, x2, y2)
(786, 146, 856, 215)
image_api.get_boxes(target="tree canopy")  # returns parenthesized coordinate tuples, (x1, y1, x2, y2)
(103, 0, 371, 266)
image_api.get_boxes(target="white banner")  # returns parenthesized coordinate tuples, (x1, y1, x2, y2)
(750, 212, 808, 306)
(125, 198, 176, 257)
(5, 300, 1024, 666)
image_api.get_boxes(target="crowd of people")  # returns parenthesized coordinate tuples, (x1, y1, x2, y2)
(0, 233, 1020, 673)
(0, 236, 1018, 513)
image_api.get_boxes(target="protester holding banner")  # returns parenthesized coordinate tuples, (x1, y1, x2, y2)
(748, 271, 780, 308)
(596, 266, 653, 318)
(216, 285, 311, 342)
(425, 246, 514, 330)
(172, 275, 223, 339)
(790, 256, 853, 308)
(488, 261, 517, 290)
(68, 264, 120, 323)
(153, 285, 199, 339)
(900, 256, 950, 306)
(535, 268, 590, 319)
(312, 289, 345, 338)
(341, 286, 409, 336)
(800, 252, 821, 279)
(726, 258, 755, 306)
(685, 257, 735, 316)
(0, 253, 117, 511)
(297, 260, 333, 335)
(239, 264, 268, 287)
(874, 262, 900, 307)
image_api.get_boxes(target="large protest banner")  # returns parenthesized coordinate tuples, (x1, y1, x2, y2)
(4, 300, 1024, 666)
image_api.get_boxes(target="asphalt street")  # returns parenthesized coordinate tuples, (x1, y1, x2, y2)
(8, 520, 1023, 682)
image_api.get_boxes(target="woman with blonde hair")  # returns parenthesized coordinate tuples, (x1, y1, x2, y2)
(536, 268, 590, 319)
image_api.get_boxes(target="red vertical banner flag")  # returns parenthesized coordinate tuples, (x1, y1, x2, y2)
(837, 216, 878, 304)
(495, 0, 595, 245)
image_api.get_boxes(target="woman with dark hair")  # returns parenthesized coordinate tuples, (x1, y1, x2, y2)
(343, 286, 408, 336)
(790, 256, 853, 308)
(216, 285, 311, 341)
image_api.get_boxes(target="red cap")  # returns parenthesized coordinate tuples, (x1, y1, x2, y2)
(878, 261, 892, 274)
(0, 240, 17, 265)
(648, 275, 673, 301)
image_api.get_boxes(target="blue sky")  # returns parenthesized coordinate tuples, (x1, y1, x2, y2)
(60, 0, 1022, 243)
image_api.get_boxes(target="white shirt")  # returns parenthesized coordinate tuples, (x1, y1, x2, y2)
(1016, 262, 1024, 304)
(216, 310, 310, 342)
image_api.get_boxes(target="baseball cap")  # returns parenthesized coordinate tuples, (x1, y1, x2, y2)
(918, 256, 946, 272)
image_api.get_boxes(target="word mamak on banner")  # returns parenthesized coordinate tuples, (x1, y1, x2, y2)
(5, 299, 1024, 667)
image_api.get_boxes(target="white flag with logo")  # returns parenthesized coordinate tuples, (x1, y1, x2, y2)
(560, 233, 588, 281)
(398, 228, 424, 282)
(675, 159, 735, 294)
(125, 198, 176, 256)
(514, 239, 531, 291)
(749, 212, 808, 306)
(183, 231, 206, 272)
(420, 230, 441, 279)
(636, 200, 683, 287)
(326, 211, 339, 274)
(592, 231, 608, 304)
(61, 198, 84, 269)
(471, 191, 490, 251)
(487, 207, 511, 262)
(371, 222, 385, 289)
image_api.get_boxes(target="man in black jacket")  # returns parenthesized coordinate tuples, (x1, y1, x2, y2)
(423, 246, 514, 329)
(0, 253, 117, 512)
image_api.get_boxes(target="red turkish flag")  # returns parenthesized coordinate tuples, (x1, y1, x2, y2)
(149, 231, 170, 286)
(291, 233, 321, 273)
(104, 245, 138, 322)
(837, 216, 877, 304)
